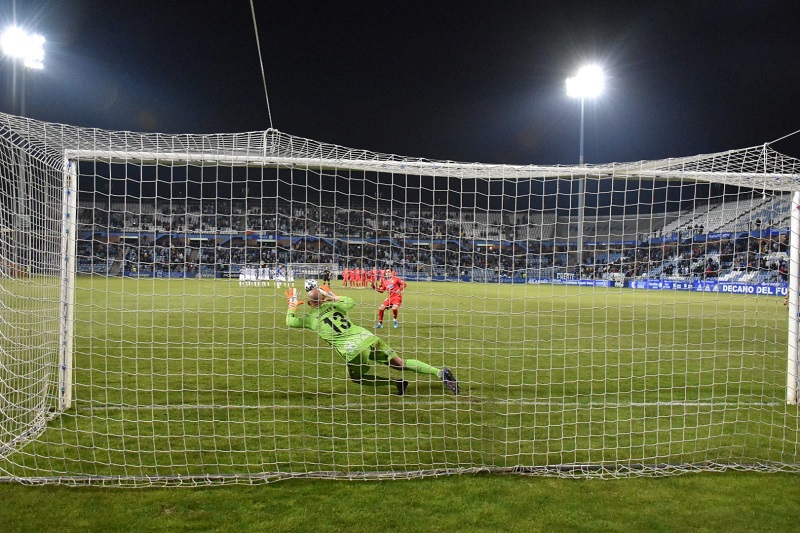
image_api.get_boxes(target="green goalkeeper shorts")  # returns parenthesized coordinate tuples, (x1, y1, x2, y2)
(347, 338, 397, 376)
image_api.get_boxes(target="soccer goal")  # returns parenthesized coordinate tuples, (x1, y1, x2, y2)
(0, 111, 798, 485)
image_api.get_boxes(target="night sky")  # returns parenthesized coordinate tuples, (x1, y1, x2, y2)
(2, 0, 800, 166)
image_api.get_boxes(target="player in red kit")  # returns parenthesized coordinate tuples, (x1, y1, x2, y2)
(373, 268, 407, 329)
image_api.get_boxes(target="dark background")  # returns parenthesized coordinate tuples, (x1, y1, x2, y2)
(1, 0, 798, 165)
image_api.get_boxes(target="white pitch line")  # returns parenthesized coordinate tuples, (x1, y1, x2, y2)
(73, 398, 786, 413)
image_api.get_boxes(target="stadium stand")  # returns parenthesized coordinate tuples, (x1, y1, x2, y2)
(75, 193, 791, 285)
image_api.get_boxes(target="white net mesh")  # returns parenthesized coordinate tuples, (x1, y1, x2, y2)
(0, 112, 798, 485)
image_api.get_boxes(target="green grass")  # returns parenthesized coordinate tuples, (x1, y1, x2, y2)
(1, 472, 800, 532)
(1, 277, 799, 484)
(1, 277, 799, 530)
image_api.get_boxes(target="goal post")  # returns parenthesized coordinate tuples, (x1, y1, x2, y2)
(57, 159, 78, 411)
(787, 191, 800, 404)
(0, 112, 799, 485)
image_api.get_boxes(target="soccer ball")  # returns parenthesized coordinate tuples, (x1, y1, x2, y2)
(304, 279, 319, 292)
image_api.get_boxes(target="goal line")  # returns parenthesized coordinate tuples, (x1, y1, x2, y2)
(72, 399, 785, 413)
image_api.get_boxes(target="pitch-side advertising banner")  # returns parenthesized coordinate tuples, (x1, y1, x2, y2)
(627, 279, 787, 296)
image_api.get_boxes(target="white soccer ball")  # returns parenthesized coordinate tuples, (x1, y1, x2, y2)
(304, 279, 319, 292)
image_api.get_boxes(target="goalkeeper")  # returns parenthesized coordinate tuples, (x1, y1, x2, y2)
(285, 286, 459, 396)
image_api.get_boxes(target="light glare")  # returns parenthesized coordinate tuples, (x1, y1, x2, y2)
(566, 65, 604, 99)
(1, 26, 45, 69)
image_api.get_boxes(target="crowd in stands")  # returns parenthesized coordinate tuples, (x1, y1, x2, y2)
(75, 196, 790, 283)
(574, 234, 788, 283)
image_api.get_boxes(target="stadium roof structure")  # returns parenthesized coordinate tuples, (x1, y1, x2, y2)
(2, 112, 800, 190)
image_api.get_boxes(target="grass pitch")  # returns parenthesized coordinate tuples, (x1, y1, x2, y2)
(1, 277, 798, 483)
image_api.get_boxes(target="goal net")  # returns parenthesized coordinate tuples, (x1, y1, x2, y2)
(0, 112, 798, 485)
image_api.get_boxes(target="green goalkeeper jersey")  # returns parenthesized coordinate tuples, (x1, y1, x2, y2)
(286, 296, 375, 362)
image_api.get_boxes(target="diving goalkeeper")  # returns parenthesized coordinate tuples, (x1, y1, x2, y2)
(285, 286, 459, 396)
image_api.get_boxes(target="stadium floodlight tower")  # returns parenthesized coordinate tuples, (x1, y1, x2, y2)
(566, 64, 604, 166)
(566, 64, 604, 266)
(1, 25, 45, 115)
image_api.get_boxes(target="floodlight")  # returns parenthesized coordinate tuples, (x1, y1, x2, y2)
(1, 26, 45, 69)
(566, 65, 604, 99)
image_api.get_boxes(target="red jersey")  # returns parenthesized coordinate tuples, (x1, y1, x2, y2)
(376, 275, 406, 296)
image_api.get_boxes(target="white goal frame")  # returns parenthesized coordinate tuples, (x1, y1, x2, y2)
(61, 142, 800, 406)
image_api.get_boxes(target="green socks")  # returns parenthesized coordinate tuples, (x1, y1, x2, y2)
(402, 359, 440, 377)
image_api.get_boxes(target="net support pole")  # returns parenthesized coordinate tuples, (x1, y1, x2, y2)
(57, 158, 78, 411)
(576, 97, 586, 266)
(576, 175, 585, 266)
(787, 191, 800, 404)
(12, 150, 31, 272)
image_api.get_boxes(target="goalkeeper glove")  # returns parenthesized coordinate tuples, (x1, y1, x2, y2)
(318, 285, 338, 300)
(285, 288, 303, 312)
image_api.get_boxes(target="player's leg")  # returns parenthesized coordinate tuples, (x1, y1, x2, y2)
(391, 303, 399, 328)
(386, 352, 459, 396)
(347, 351, 406, 396)
(372, 338, 439, 389)
(391, 356, 439, 377)
(376, 303, 386, 328)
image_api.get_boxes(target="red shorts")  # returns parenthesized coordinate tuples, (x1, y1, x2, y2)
(382, 294, 403, 308)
